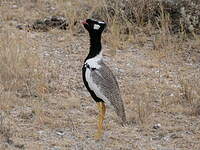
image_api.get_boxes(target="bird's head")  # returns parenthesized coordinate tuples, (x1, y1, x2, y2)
(82, 19, 106, 35)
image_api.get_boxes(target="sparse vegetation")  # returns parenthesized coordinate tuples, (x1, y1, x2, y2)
(0, 0, 200, 149)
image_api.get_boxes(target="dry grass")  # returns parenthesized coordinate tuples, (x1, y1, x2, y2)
(0, 0, 200, 149)
(0, 29, 50, 99)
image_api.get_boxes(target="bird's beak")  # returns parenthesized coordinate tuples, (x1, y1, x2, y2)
(81, 20, 88, 25)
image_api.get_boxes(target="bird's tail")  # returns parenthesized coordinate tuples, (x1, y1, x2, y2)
(115, 102, 127, 125)
(119, 109, 127, 125)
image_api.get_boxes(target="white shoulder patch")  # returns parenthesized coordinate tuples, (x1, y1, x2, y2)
(85, 58, 101, 69)
(85, 53, 103, 69)
(93, 24, 100, 30)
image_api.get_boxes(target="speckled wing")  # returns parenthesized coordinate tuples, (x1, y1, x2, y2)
(90, 61, 126, 122)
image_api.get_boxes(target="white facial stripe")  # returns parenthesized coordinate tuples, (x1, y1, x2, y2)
(94, 24, 100, 30)
(98, 21, 105, 24)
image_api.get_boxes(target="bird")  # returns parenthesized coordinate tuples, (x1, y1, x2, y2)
(81, 19, 126, 139)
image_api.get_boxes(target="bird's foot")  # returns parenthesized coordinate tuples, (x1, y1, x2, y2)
(94, 129, 104, 140)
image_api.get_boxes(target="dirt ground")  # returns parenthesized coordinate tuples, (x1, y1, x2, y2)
(0, 0, 200, 150)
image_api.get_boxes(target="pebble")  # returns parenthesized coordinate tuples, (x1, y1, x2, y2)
(12, 5, 18, 9)
(153, 123, 161, 129)
(16, 24, 23, 30)
(56, 130, 65, 136)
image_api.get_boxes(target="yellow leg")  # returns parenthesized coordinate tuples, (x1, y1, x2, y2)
(95, 102, 106, 139)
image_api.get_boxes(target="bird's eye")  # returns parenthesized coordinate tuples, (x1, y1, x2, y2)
(93, 24, 100, 30)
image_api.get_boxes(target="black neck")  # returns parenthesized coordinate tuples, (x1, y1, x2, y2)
(85, 33, 102, 61)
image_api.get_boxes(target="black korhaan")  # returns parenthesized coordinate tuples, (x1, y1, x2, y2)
(82, 19, 126, 139)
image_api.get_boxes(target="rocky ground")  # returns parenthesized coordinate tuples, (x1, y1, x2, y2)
(0, 0, 200, 150)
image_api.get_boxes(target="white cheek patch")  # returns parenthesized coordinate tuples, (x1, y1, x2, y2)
(93, 24, 100, 30)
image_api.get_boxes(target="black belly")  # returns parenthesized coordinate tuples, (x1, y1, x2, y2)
(82, 65, 104, 103)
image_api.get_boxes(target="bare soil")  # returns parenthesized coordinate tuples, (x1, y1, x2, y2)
(0, 0, 200, 150)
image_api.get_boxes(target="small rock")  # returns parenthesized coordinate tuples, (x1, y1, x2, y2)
(170, 133, 182, 139)
(38, 130, 44, 134)
(153, 123, 161, 129)
(56, 130, 65, 136)
(14, 143, 25, 149)
(16, 25, 23, 30)
(58, 37, 65, 42)
(12, 5, 18, 9)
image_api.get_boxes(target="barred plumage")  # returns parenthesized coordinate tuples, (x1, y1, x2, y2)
(89, 60, 126, 122)
(82, 19, 126, 139)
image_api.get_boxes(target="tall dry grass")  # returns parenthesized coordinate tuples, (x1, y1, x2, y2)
(0, 28, 51, 105)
